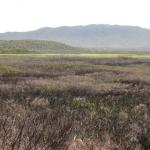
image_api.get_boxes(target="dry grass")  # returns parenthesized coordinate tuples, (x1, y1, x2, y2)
(0, 56, 149, 149)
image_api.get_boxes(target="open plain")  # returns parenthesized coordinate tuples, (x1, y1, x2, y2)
(0, 54, 149, 149)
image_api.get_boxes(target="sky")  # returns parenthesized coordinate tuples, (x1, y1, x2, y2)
(0, 0, 150, 32)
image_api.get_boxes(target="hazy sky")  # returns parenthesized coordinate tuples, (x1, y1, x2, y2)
(0, 0, 150, 32)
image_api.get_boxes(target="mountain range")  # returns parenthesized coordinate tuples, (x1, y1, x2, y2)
(1, 24, 150, 49)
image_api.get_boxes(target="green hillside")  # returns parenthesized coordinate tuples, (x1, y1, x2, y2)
(0, 40, 82, 54)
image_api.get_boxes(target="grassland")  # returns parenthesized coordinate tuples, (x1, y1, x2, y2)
(0, 54, 149, 150)
(0, 53, 150, 59)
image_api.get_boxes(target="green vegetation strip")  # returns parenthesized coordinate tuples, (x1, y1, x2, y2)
(0, 65, 18, 73)
(0, 53, 150, 58)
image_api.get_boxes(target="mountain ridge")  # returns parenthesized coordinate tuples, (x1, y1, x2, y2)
(1, 24, 150, 49)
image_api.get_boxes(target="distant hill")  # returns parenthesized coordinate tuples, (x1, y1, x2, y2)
(0, 40, 85, 54)
(1, 24, 150, 49)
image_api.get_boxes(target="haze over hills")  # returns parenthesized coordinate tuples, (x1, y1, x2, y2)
(1, 24, 150, 49)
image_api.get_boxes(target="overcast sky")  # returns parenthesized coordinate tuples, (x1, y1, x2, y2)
(0, 0, 150, 32)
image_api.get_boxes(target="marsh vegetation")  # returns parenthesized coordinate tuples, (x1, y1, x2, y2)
(0, 55, 149, 149)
